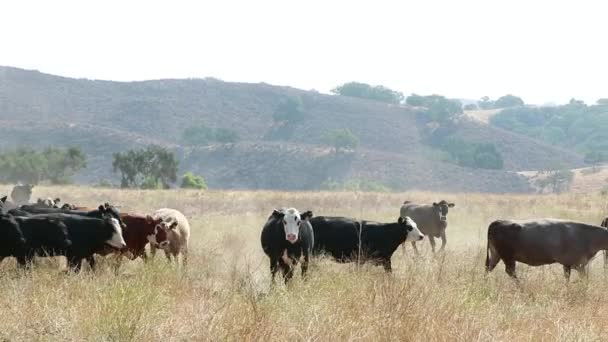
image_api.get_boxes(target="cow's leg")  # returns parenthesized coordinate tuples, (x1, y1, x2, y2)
(87, 256, 96, 271)
(574, 264, 589, 280)
(68, 257, 82, 273)
(410, 241, 420, 255)
(604, 251, 608, 270)
(269, 256, 279, 283)
(150, 245, 158, 259)
(439, 231, 447, 252)
(504, 259, 517, 279)
(383, 259, 392, 273)
(301, 252, 309, 279)
(279, 258, 294, 284)
(563, 265, 571, 281)
(181, 246, 189, 268)
(164, 249, 172, 262)
(428, 236, 436, 253)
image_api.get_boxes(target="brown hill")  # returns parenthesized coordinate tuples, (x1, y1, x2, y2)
(0, 66, 585, 192)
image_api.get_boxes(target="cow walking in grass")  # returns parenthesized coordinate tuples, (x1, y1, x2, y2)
(400, 200, 455, 254)
(486, 218, 608, 281)
(261, 208, 314, 284)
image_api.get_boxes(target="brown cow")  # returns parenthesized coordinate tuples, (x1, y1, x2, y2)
(486, 218, 608, 281)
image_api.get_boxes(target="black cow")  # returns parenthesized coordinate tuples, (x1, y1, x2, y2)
(311, 216, 425, 272)
(261, 208, 314, 283)
(12, 203, 126, 229)
(8, 215, 72, 268)
(0, 214, 27, 263)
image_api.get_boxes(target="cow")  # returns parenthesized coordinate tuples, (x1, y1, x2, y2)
(12, 203, 127, 229)
(260, 208, 314, 283)
(118, 213, 169, 260)
(35, 198, 61, 208)
(0, 214, 27, 264)
(400, 200, 455, 254)
(13, 215, 73, 267)
(37, 213, 127, 271)
(10, 184, 34, 205)
(0, 195, 18, 214)
(310, 216, 424, 272)
(150, 208, 190, 267)
(485, 218, 608, 281)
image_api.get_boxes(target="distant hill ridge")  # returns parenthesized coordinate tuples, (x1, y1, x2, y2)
(0, 66, 585, 192)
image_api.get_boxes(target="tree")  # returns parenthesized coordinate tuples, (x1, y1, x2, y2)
(273, 97, 305, 123)
(478, 96, 494, 110)
(535, 169, 574, 193)
(331, 82, 404, 104)
(0, 146, 86, 184)
(214, 128, 239, 143)
(406, 94, 463, 122)
(112, 145, 179, 189)
(321, 128, 360, 152)
(463, 103, 479, 111)
(181, 172, 208, 189)
(494, 94, 524, 108)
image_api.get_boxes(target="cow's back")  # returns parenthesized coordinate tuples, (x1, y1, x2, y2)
(400, 203, 442, 236)
(310, 216, 359, 260)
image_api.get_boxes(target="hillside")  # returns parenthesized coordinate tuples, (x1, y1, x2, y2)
(0, 66, 586, 192)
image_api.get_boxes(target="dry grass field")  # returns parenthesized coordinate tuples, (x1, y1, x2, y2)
(2, 186, 608, 341)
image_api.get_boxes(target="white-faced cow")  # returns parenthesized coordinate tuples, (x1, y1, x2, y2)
(150, 208, 190, 267)
(310, 216, 424, 272)
(400, 200, 455, 253)
(486, 218, 608, 281)
(260, 208, 314, 283)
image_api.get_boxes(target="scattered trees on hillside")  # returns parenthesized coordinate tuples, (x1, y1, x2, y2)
(0, 146, 86, 184)
(406, 94, 463, 122)
(112, 145, 179, 189)
(182, 125, 239, 146)
(490, 102, 608, 162)
(322, 128, 360, 152)
(534, 169, 574, 193)
(331, 82, 404, 104)
(440, 138, 504, 170)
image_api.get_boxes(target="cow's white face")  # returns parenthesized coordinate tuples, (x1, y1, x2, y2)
(281, 208, 301, 244)
(106, 217, 127, 249)
(147, 222, 170, 248)
(403, 216, 425, 242)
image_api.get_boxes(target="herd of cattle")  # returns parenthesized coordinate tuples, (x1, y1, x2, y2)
(0, 185, 190, 271)
(4, 184, 608, 284)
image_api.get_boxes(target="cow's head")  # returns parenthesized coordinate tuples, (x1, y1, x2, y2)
(99, 203, 127, 229)
(145, 215, 171, 249)
(104, 217, 127, 249)
(433, 200, 455, 223)
(272, 208, 305, 244)
(399, 216, 425, 242)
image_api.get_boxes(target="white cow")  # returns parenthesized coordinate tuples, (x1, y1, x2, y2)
(150, 208, 191, 267)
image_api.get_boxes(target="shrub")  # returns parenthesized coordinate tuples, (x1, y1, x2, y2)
(332, 82, 404, 104)
(273, 97, 305, 123)
(321, 128, 360, 152)
(181, 172, 208, 190)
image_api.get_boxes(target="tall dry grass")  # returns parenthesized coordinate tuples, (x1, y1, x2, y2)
(2, 186, 608, 341)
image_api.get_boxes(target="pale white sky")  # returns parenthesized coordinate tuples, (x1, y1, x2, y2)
(1, 0, 607, 105)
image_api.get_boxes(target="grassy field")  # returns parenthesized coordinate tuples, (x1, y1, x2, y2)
(2, 186, 608, 341)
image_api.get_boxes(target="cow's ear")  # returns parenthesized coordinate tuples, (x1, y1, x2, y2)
(169, 221, 179, 230)
(98, 205, 105, 211)
(54, 198, 61, 204)
(104, 202, 111, 209)
(448, 203, 455, 208)
(432, 202, 439, 207)
(0, 196, 6, 203)
(272, 209, 284, 218)
(301, 210, 313, 220)
(146, 215, 153, 224)
(398, 216, 404, 224)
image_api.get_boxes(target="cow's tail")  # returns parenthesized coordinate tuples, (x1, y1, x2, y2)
(485, 235, 490, 271)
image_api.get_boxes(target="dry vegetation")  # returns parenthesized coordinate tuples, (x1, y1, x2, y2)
(2, 186, 608, 341)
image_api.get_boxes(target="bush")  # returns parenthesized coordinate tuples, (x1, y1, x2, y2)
(273, 97, 305, 123)
(494, 94, 524, 108)
(321, 128, 360, 152)
(331, 82, 404, 104)
(406, 94, 463, 122)
(181, 172, 208, 190)
(214, 128, 239, 144)
(463, 103, 478, 110)
(441, 138, 504, 170)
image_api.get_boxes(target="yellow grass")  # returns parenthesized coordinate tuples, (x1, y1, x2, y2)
(2, 186, 608, 341)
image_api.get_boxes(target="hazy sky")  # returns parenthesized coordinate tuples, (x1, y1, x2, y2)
(1, 0, 607, 104)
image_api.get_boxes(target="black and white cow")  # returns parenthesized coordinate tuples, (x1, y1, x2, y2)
(311, 216, 424, 272)
(261, 208, 314, 283)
